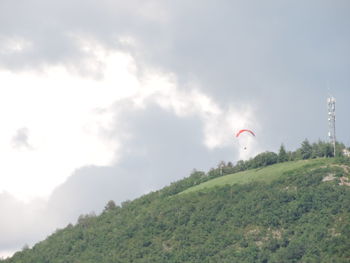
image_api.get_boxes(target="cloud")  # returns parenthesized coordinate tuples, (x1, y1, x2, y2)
(0, 0, 169, 72)
(11, 127, 33, 150)
(2, 0, 348, 150)
(0, 46, 137, 200)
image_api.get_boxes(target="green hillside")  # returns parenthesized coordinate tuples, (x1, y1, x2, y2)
(180, 158, 333, 195)
(2, 157, 350, 263)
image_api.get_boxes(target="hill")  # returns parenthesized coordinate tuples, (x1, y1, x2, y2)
(1, 158, 350, 263)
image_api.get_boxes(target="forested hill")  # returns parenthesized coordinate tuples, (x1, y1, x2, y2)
(2, 157, 350, 263)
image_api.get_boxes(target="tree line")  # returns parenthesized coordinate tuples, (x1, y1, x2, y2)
(216, 139, 347, 176)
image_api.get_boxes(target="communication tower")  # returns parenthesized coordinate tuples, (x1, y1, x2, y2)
(327, 96, 336, 156)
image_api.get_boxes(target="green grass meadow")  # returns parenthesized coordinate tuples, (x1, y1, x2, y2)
(180, 158, 334, 195)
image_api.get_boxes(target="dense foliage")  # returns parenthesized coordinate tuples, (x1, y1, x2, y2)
(2, 156, 349, 263)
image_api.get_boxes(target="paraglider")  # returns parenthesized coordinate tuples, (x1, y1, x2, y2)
(236, 129, 255, 150)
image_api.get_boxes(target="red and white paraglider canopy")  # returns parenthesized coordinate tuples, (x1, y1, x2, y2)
(235, 129, 255, 137)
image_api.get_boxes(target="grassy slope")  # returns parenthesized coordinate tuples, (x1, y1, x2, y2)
(181, 158, 334, 195)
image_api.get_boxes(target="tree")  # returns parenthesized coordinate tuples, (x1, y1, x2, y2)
(319, 142, 333, 157)
(236, 160, 246, 171)
(278, 144, 288, 163)
(104, 200, 117, 212)
(300, 139, 312, 159)
(335, 142, 346, 157)
(252, 152, 278, 168)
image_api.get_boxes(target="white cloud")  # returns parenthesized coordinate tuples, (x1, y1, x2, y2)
(0, 40, 139, 201)
(0, 36, 32, 54)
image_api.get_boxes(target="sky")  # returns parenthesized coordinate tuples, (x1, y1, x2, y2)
(0, 0, 349, 258)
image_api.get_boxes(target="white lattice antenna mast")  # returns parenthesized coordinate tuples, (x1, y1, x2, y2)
(327, 96, 336, 157)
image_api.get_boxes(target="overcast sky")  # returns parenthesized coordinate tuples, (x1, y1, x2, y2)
(1, 0, 349, 258)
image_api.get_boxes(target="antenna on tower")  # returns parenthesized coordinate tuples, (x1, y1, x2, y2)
(327, 95, 336, 157)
